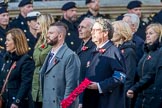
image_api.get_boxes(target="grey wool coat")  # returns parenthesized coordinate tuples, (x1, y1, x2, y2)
(40, 43, 80, 108)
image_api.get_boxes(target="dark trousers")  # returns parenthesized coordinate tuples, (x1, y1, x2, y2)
(34, 102, 42, 108)
(82, 89, 99, 108)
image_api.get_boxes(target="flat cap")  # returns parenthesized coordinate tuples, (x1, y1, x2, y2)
(127, 0, 142, 9)
(18, 0, 33, 7)
(61, 2, 76, 11)
(26, 11, 41, 21)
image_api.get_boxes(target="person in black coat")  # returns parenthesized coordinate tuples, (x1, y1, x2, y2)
(82, 18, 126, 108)
(147, 0, 162, 25)
(127, 23, 162, 108)
(0, 28, 35, 108)
(116, 0, 147, 40)
(123, 13, 144, 63)
(112, 20, 137, 108)
(77, 0, 107, 24)
(0, 3, 10, 71)
(60, 2, 81, 52)
(10, 0, 33, 34)
(26, 11, 41, 57)
(76, 18, 96, 108)
(152, 46, 162, 108)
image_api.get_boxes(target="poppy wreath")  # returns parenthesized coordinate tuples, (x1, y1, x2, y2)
(61, 78, 92, 108)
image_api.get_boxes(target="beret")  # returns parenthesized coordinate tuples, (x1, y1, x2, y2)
(0, 6, 8, 14)
(26, 11, 41, 21)
(85, 0, 97, 4)
(61, 2, 76, 11)
(127, 0, 142, 9)
(18, 0, 33, 7)
(0, 1, 8, 8)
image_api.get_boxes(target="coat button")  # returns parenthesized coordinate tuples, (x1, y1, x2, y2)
(53, 88, 55, 90)
(12, 97, 16, 100)
(0, 38, 2, 41)
(53, 100, 55, 103)
(29, 47, 31, 50)
(68, 33, 70, 36)
(53, 75, 55, 78)
(24, 30, 27, 33)
(27, 39, 30, 41)
(21, 22, 24, 25)
(70, 42, 74, 45)
(153, 87, 156, 90)
(16, 99, 20, 103)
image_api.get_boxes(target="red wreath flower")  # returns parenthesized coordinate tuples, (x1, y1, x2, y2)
(98, 48, 106, 54)
(61, 78, 92, 108)
(81, 46, 88, 51)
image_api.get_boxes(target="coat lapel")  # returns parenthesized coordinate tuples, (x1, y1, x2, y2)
(45, 43, 68, 74)
(45, 57, 60, 73)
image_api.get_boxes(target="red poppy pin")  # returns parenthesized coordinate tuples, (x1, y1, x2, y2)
(86, 61, 90, 68)
(121, 49, 124, 54)
(81, 46, 88, 51)
(98, 48, 106, 54)
(12, 62, 16, 69)
(53, 58, 59, 65)
(40, 43, 45, 49)
(147, 55, 151, 60)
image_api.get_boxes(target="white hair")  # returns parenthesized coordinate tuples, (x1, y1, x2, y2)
(83, 17, 95, 29)
(123, 13, 140, 31)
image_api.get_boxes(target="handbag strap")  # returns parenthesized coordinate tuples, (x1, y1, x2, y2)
(0, 61, 16, 95)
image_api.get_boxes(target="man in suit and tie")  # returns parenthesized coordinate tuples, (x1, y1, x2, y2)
(76, 17, 96, 108)
(82, 18, 126, 108)
(40, 22, 81, 108)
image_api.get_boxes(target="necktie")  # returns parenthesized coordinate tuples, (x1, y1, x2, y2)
(48, 52, 54, 65)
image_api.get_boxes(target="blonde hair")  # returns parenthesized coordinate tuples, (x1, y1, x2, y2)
(146, 23, 162, 43)
(112, 21, 132, 44)
(7, 28, 29, 55)
(36, 14, 55, 47)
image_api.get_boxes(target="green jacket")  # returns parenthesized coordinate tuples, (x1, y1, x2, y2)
(32, 43, 52, 102)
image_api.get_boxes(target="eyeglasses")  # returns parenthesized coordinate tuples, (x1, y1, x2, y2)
(78, 25, 87, 29)
(91, 28, 103, 33)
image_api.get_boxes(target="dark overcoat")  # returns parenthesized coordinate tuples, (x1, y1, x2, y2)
(0, 26, 9, 69)
(0, 52, 35, 108)
(77, 11, 106, 24)
(132, 34, 144, 63)
(148, 46, 162, 108)
(129, 41, 161, 108)
(119, 41, 137, 108)
(10, 14, 29, 34)
(76, 39, 96, 104)
(83, 41, 125, 108)
(60, 18, 81, 52)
